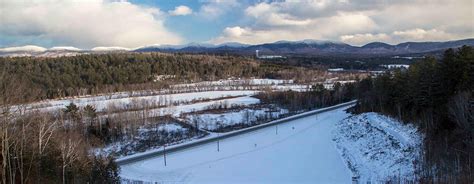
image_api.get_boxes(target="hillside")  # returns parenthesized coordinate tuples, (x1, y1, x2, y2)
(2, 39, 473, 57)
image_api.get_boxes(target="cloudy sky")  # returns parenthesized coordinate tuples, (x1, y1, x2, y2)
(0, 0, 473, 48)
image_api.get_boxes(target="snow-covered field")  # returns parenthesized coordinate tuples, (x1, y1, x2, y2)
(120, 106, 353, 183)
(20, 90, 258, 113)
(186, 107, 288, 131)
(104, 95, 261, 120)
(172, 78, 309, 92)
(12, 78, 312, 114)
(332, 112, 422, 183)
(172, 79, 294, 88)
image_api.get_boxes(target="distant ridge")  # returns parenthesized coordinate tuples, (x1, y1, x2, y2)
(134, 38, 474, 56)
(361, 42, 393, 49)
(1, 38, 473, 57)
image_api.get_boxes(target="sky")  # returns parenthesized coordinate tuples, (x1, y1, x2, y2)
(0, 0, 473, 49)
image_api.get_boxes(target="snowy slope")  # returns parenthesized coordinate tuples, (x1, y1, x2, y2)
(91, 46, 131, 51)
(332, 112, 422, 183)
(98, 123, 194, 156)
(120, 106, 353, 183)
(0, 45, 47, 52)
(48, 46, 82, 51)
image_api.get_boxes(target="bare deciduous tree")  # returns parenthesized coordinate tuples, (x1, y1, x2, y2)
(60, 138, 81, 184)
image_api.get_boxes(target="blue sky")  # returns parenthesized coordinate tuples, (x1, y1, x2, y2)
(0, 0, 472, 49)
(130, 0, 220, 42)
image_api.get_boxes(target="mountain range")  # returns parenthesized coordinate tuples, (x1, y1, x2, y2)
(1, 39, 473, 57)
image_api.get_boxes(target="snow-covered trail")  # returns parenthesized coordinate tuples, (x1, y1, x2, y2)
(120, 106, 353, 183)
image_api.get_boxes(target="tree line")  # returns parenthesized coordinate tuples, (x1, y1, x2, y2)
(0, 109, 120, 184)
(0, 53, 301, 104)
(354, 46, 473, 182)
(257, 82, 356, 113)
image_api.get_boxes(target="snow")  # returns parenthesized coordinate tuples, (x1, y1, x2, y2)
(137, 123, 185, 134)
(105, 95, 260, 119)
(380, 64, 410, 69)
(91, 46, 131, 51)
(24, 90, 258, 113)
(0, 45, 47, 52)
(98, 123, 192, 157)
(173, 79, 294, 88)
(16, 79, 310, 113)
(171, 79, 309, 92)
(217, 42, 250, 48)
(272, 84, 310, 91)
(186, 108, 288, 131)
(120, 105, 353, 183)
(332, 112, 422, 183)
(48, 46, 82, 51)
(157, 123, 184, 132)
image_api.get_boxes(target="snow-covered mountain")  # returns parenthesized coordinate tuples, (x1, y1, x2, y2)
(0, 45, 47, 53)
(1, 38, 473, 57)
(133, 39, 474, 56)
(0, 45, 82, 57)
(217, 42, 250, 48)
(48, 46, 82, 51)
(136, 42, 223, 51)
(273, 39, 344, 45)
(91, 46, 131, 52)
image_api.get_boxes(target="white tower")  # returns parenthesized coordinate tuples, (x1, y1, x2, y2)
(256, 50, 259, 58)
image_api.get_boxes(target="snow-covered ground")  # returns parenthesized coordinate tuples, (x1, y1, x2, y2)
(21, 90, 258, 113)
(120, 106, 353, 183)
(103, 95, 261, 120)
(332, 112, 422, 183)
(172, 79, 294, 88)
(13, 78, 311, 114)
(172, 78, 309, 92)
(186, 107, 288, 131)
(97, 122, 204, 157)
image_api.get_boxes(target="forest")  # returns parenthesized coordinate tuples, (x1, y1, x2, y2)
(0, 53, 305, 104)
(257, 82, 356, 113)
(354, 46, 473, 182)
(266, 55, 416, 70)
(0, 52, 331, 183)
(1, 47, 471, 183)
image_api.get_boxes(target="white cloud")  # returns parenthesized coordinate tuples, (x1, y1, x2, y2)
(222, 27, 250, 37)
(198, 0, 239, 19)
(393, 28, 454, 41)
(211, 12, 377, 44)
(340, 33, 391, 46)
(245, 3, 312, 27)
(341, 28, 458, 46)
(169, 5, 192, 16)
(210, 0, 474, 45)
(210, 26, 307, 44)
(0, 0, 182, 48)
